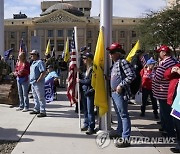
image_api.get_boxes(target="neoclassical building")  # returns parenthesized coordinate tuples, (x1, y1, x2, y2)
(4, 0, 153, 57)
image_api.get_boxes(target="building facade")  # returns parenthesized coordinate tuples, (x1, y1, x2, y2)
(4, 0, 140, 58)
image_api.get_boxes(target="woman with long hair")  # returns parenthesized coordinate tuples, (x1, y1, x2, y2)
(77, 52, 95, 135)
(14, 52, 30, 112)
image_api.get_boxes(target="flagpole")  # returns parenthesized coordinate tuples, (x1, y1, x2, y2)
(100, 0, 112, 131)
(74, 26, 81, 130)
(0, 0, 4, 56)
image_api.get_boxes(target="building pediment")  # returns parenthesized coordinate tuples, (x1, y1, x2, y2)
(34, 10, 86, 24)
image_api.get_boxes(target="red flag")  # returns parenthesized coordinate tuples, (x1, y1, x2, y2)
(67, 32, 78, 105)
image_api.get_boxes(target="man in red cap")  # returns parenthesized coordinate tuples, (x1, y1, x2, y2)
(107, 43, 136, 148)
(152, 45, 177, 137)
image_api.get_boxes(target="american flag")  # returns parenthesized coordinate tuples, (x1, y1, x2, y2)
(19, 38, 27, 53)
(140, 54, 149, 66)
(67, 31, 78, 105)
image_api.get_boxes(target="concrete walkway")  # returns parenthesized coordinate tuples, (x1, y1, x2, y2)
(0, 88, 175, 154)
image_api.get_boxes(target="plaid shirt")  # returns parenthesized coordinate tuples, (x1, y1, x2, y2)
(110, 58, 136, 100)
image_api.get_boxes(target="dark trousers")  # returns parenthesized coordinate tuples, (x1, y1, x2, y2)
(174, 118, 180, 146)
(159, 99, 175, 137)
(141, 88, 158, 114)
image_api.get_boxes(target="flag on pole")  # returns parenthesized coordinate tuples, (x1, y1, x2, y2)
(64, 37, 70, 62)
(140, 54, 149, 66)
(67, 31, 78, 105)
(91, 27, 108, 116)
(126, 40, 140, 62)
(4, 48, 13, 61)
(45, 39, 51, 56)
(19, 38, 27, 53)
(51, 47, 55, 57)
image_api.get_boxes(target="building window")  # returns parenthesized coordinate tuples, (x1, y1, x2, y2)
(48, 30, 54, 37)
(120, 43, 125, 49)
(87, 43, 91, 52)
(10, 32, 15, 39)
(31, 31, 34, 36)
(57, 40, 64, 51)
(112, 31, 116, 38)
(87, 31, 92, 38)
(132, 31, 136, 37)
(67, 29, 73, 37)
(11, 44, 15, 51)
(21, 32, 26, 38)
(57, 30, 63, 37)
(79, 8, 83, 11)
(120, 31, 125, 38)
(131, 43, 136, 48)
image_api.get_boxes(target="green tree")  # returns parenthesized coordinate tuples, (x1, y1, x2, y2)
(137, 3, 180, 56)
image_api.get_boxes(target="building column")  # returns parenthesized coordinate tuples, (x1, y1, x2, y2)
(0, 0, 4, 56)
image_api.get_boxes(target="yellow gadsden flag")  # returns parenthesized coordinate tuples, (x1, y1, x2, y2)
(91, 28, 108, 117)
(64, 37, 70, 62)
(126, 40, 140, 62)
(45, 39, 51, 55)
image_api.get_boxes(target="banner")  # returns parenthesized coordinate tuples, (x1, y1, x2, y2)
(45, 77, 54, 103)
(172, 80, 180, 112)
(171, 109, 180, 120)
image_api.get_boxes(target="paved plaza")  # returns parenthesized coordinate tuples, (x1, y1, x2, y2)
(0, 88, 176, 154)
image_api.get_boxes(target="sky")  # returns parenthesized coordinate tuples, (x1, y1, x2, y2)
(4, 0, 167, 19)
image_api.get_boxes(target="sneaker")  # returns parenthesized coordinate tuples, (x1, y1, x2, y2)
(81, 126, 88, 131)
(157, 121, 161, 125)
(86, 129, 96, 135)
(109, 130, 122, 139)
(159, 128, 164, 132)
(30, 110, 40, 114)
(170, 147, 180, 153)
(16, 107, 23, 111)
(140, 112, 145, 117)
(114, 140, 131, 148)
(22, 108, 29, 112)
(154, 114, 159, 119)
(37, 113, 47, 118)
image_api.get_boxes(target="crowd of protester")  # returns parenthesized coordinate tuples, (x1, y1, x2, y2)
(0, 43, 180, 152)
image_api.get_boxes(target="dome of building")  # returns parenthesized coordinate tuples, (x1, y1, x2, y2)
(40, 3, 84, 16)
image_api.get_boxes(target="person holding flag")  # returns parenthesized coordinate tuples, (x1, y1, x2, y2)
(107, 43, 136, 148)
(77, 52, 95, 135)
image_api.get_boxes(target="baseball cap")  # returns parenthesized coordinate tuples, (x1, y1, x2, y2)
(82, 52, 94, 60)
(30, 49, 39, 55)
(106, 43, 126, 54)
(156, 45, 171, 53)
(146, 58, 157, 65)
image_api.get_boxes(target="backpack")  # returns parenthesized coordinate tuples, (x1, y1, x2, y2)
(119, 59, 139, 96)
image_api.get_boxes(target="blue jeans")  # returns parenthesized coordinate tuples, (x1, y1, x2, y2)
(31, 81, 46, 113)
(83, 94, 95, 130)
(112, 92, 131, 139)
(17, 79, 29, 109)
(159, 99, 175, 137)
